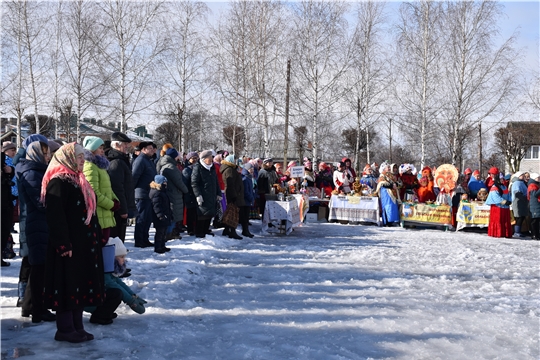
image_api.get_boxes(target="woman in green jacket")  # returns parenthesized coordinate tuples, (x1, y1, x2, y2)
(82, 136, 120, 241)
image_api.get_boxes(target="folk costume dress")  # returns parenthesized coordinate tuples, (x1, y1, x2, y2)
(485, 183, 512, 238)
(375, 171, 400, 225)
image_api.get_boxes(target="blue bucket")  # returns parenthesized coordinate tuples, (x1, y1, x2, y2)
(102, 245, 115, 273)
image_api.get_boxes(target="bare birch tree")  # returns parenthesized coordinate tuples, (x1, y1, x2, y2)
(394, 0, 444, 168)
(440, 0, 519, 167)
(290, 0, 353, 167)
(61, 0, 108, 142)
(348, 1, 388, 172)
(157, 0, 209, 153)
(96, 0, 166, 132)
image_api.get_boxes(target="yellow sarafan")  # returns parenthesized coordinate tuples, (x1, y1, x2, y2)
(434, 164, 459, 192)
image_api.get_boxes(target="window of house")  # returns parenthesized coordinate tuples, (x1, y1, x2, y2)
(525, 145, 539, 159)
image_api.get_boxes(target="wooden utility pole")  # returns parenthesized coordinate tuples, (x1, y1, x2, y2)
(283, 59, 291, 168)
(478, 122, 483, 177)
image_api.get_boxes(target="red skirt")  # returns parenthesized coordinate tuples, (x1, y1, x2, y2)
(488, 205, 512, 238)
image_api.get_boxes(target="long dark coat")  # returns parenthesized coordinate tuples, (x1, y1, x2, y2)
(220, 160, 245, 207)
(191, 162, 220, 218)
(44, 178, 105, 311)
(156, 155, 188, 222)
(15, 159, 48, 265)
(528, 179, 540, 218)
(106, 148, 136, 217)
(182, 165, 197, 209)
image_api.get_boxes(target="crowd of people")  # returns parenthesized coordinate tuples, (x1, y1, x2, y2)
(1, 131, 539, 343)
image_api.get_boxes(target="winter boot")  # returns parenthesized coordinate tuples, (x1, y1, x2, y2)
(222, 227, 231, 237)
(241, 230, 254, 238)
(228, 229, 243, 240)
(17, 282, 27, 307)
(513, 226, 525, 238)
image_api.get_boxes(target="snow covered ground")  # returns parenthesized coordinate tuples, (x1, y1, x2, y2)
(1, 220, 539, 359)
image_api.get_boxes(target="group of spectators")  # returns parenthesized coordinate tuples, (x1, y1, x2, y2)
(2, 131, 539, 343)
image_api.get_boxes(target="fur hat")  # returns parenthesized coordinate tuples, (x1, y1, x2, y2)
(488, 167, 499, 175)
(111, 132, 131, 143)
(165, 148, 179, 159)
(107, 237, 127, 257)
(154, 175, 167, 185)
(200, 150, 213, 159)
(83, 136, 104, 151)
(2, 141, 16, 152)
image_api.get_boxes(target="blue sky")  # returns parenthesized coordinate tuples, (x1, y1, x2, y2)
(206, 1, 539, 74)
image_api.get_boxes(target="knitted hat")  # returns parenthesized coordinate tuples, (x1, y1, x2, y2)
(243, 162, 253, 171)
(74, 143, 85, 157)
(472, 170, 480, 176)
(187, 151, 198, 160)
(107, 237, 127, 257)
(464, 168, 472, 175)
(47, 140, 61, 153)
(165, 148, 179, 159)
(83, 136, 104, 151)
(154, 175, 167, 185)
(504, 173, 512, 180)
(488, 167, 499, 175)
(529, 173, 539, 181)
(225, 154, 235, 163)
(2, 141, 16, 152)
(200, 150, 213, 159)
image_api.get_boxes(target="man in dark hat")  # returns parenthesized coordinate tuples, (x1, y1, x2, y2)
(132, 141, 157, 247)
(257, 158, 279, 219)
(106, 132, 136, 244)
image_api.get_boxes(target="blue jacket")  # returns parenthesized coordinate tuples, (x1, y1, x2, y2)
(242, 168, 255, 207)
(511, 179, 529, 218)
(132, 153, 157, 199)
(15, 158, 48, 265)
(468, 178, 487, 199)
(485, 185, 511, 209)
(528, 179, 540, 218)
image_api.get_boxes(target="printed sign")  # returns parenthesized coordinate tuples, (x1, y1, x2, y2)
(401, 203, 452, 225)
(290, 166, 305, 178)
(456, 202, 490, 226)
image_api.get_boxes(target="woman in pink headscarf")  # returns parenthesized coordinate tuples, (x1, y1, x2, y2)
(41, 143, 105, 343)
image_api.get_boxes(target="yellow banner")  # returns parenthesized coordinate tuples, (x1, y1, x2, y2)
(401, 203, 452, 225)
(456, 202, 490, 225)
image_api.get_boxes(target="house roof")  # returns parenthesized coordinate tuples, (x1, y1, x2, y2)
(507, 121, 540, 145)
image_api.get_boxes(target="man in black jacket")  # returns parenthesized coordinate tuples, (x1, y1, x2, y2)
(106, 132, 135, 242)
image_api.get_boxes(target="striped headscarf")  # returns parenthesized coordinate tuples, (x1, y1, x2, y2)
(40, 143, 96, 225)
(25, 141, 47, 165)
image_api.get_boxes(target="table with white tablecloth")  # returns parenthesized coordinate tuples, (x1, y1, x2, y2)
(328, 195, 379, 225)
(261, 198, 302, 235)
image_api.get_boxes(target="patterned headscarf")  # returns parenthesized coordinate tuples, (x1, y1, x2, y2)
(25, 141, 47, 165)
(41, 143, 96, 225)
